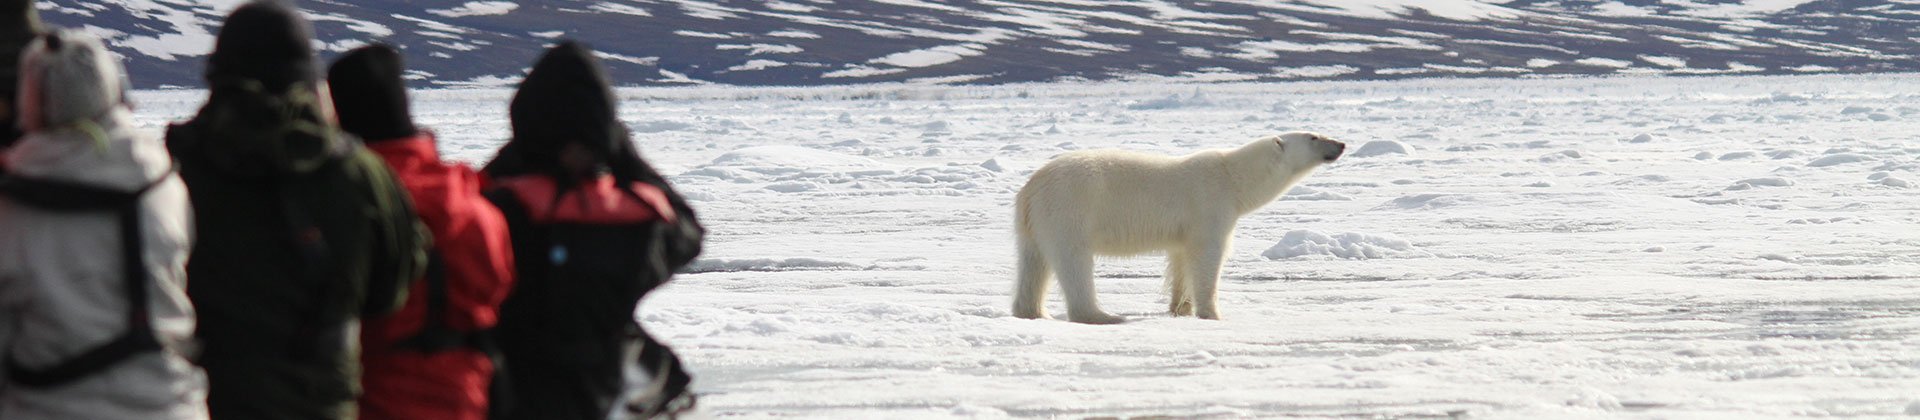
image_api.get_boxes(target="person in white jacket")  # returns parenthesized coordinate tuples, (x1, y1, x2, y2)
(0, 29, 208, 420)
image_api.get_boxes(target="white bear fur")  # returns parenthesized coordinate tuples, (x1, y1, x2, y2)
(1012, 132, 1346, 323)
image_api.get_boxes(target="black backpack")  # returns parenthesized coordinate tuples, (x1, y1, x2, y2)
(392, 253, 495, 352)
(0, 168, 172, 388)
(487, 185, 694, 419)
(395, 251, 517, 419)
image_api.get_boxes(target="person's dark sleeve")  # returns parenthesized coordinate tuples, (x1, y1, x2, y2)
(648, 176, 704, 272)
(357, 148, 427, 317)
(615, 140, 703, 271)
(660, 208, 702, 273)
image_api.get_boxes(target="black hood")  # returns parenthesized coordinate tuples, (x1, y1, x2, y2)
(0, 0, 39, 51)
(327, 44, 416, 142)
(1, 0, 41, 82)
(494, 41, 624, 180)
(206, 0, 316, 93)
(178, 0, 349, 179)
(1, 0, 43, 147)
(483, 41, 701, 227)
(486, 41, 630, 184)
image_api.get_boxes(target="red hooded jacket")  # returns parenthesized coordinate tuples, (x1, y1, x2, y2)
(359, 134, 515, 420)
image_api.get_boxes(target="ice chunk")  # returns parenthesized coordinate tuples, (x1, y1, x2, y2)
(1349, 140, 1415, 158)
(1262, 230, 1426, 260)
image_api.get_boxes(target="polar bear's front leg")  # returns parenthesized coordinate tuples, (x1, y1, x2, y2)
(1184, 238, 1229, 320)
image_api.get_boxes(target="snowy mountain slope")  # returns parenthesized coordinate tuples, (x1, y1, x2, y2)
(37, 0, 1920, 89)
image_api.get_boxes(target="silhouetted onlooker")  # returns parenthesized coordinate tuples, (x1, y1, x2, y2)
(482, 41, 704, 420)
(1, 0, 45, 147)
(165, 2, 427, 419)
(328, 44, 516, 420)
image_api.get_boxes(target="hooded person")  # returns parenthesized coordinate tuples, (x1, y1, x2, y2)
(326, 44, 516, 420)
(163, 2, 429, 419)
(0, 29, 207, 420)
(1, 0, 46, 147)
(481, 41, 704, 420)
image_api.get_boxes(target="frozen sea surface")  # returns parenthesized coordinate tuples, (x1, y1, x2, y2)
(131, 74, 1920, 418)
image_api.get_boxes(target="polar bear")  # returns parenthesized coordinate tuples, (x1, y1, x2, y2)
(1012, 132, 1346, 324)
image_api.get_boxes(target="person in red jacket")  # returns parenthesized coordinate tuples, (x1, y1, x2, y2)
(481, 41, 704, 420)
(326, 44, 515, 420)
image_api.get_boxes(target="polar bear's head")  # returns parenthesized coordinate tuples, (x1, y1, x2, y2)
(1272, 131, 1346, 166)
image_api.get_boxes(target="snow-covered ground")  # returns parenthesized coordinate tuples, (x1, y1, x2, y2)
(128, 74, 1920, 418)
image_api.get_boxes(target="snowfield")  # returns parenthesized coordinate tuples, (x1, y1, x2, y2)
(127, 74, 1920, 418)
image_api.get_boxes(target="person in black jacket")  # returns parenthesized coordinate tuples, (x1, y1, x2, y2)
(482, 41, 703, 420)
(1, 0, 45, 148)
(165, 2, 428, 419)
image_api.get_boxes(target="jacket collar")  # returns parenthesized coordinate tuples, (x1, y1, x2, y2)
(363, 131, 439, 161)
(4, 108, 169, 191)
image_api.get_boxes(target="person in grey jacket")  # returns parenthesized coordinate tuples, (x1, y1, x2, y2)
(0, 29, 209, 420)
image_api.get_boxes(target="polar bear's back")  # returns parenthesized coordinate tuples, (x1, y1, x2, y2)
(1016, 149, 1228, 254)
(1031, 149, 1188, 186)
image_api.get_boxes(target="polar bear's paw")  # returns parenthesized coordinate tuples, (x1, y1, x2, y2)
(1169, 299, 1194, 316)
(1011, 306, 1049, 320)
(1069, 311, 1128, 325)
(1196, 308, 1222, 320)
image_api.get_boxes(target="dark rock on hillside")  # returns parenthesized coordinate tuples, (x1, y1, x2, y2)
(37, 0, 1920, 89)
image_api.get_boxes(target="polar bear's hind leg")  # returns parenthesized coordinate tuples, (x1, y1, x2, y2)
(1012, 234, 1052, 319)
(1050, 242, 1126, 324)
(1166, 252, 1194, 316)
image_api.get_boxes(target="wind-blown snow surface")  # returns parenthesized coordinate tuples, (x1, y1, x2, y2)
(128, 75, 1920, 418)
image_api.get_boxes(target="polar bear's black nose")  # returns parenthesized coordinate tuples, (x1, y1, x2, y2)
(1323, 142, 1345, 162)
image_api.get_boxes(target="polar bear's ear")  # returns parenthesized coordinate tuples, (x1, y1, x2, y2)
(1272, 136, 1285, 153)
